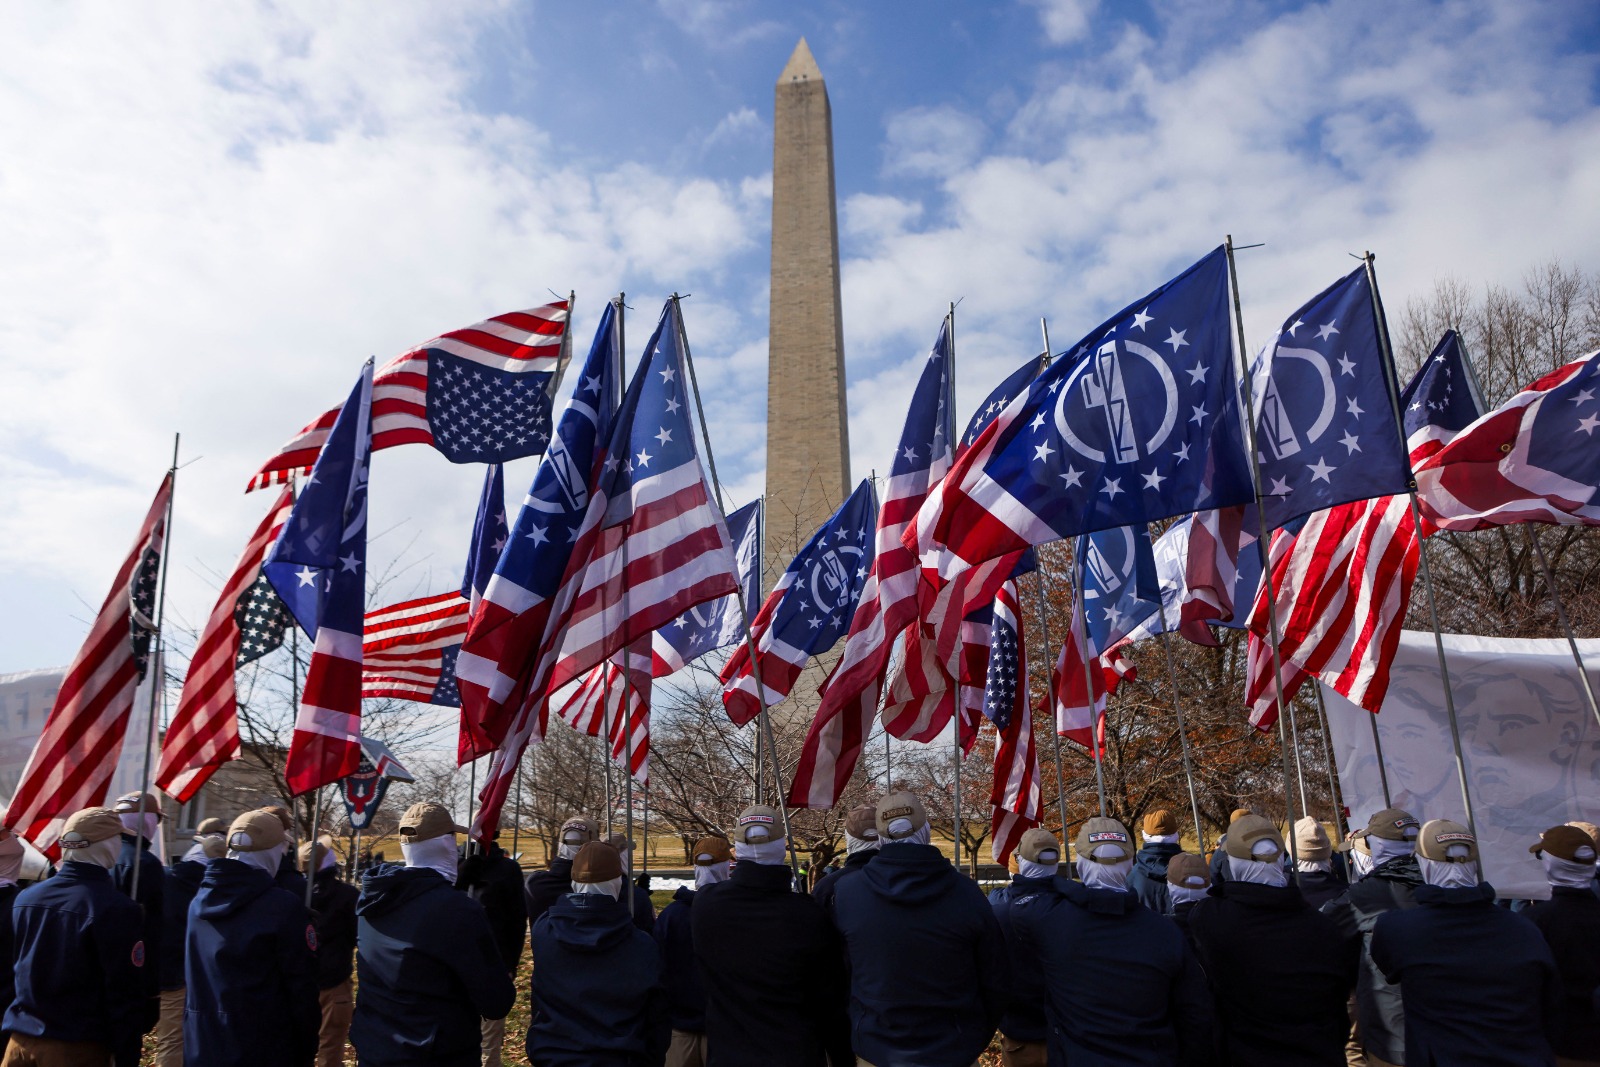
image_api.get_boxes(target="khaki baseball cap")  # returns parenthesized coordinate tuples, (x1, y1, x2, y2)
(261, 805, 294, 832)
(735, 805, 783, 845)
(1351, 807, 1420, 843)
(1294, 817, 1332, 861)
(1568, 820, 1600, 844)
(604, 833, 634, 854)
(194, 818, 227, 837)
(844, 804, 880, 841)
(1166, 852, 1210, 889)
(298, 840, 331, 869)
(1416, 819, 1477, 863)
(559, 815, 599, 845)
(571, 841, 623, 883)
(1142, 809, 1178, 836)
(398, 802, 468, 843)
(59, 808, 123, 849)
(1531, 825, 1596, 863)
(875, 792, 928, 841)
(1074, 817, 1134, 864)
(112, 791, 166, 821)
(1229, 807, 1254, 824)
(228, 810, 287, 853)
(1017, 828, 1061, 865)
(692, 836, 732, 866)
(1224, 815, 1284, 863)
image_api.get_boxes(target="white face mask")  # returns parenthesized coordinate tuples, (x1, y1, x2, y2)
(0, 836, 26, 884)
(1142, 833, 1180, 846)
(1350, 848, 1375, 879)
(400, 835, 459, 882)
(694, 863, 730, 889)
(1541, 852, 1596, 890)
(63, 838, 121, 870)
(571, 877, 622, 900)
(882, 823, 932, 847)
(1296, 858, 1334, 874)
(1418, 856, 1479, 889)
(844, 832, 881, 856)
(1017, 858, 1059, 880)
(1369, 836, 1416, 866)
(229, 841, 288, 877)
(119, 812, 160, 842)
(1075, 854, 1133, 891)
(1169, 884, 1210, 906)
(733, 839, 789, 866)
(1228, 856, 1289, 887)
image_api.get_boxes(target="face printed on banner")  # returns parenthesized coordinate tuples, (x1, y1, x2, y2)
(1453, 666, 1594, 821)
(1380, 664, 1464, 809)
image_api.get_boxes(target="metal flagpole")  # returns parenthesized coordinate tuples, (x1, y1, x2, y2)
(1032, 322, 1073, 840)
(1223, 235, 1302, 865)
(947, 303, 963, 876)
(1309, 685, 1348, 842)
(510, 761, 524, 860)
(673, 294, 802, 886)
(1073, 552, 1109, 816)
(615, 298, 638, 917)
(1368, 709, 1393, 808)
(131, 433, 180, 901)
(1151, 585, 1206, 857)
(1526, 530, 1600, 731)
(1361, 252, 1478, 839)
(306, 787, 322, 909)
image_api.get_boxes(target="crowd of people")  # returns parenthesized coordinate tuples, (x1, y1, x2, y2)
(0, 789, 1595, 1067)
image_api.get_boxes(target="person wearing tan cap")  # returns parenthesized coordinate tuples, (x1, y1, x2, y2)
(0, 830, 27, 1046)
(653, 836, 730, 1067)
(691, 805, 851, 1067)
(1371, 820, 1562, 1067)
(831, 791, 1007, 1067)
(525, 814, 644, 934)
(257, 804, 308, 899)
(811, 803, 880, 917)
(603, 832, 657, 932)
(1523, 825, 1600, 1064)
(109, 790, 166, 1046)
(1570, 820, 1600, 901)
(3, 808, 148, 1067)
(350, 802, 515, 1067)
(1319, 806, 1423, 1067)
(1163, 852, 1211, 947)
(987, 827, 1063, 1067)
(1187, 815, 1355, 1066)
(1292, 818, 1349, 910)
(1128, 808, 1187, 915)
(181, 810, 320, 1067)
(1207, 806, 1256, 883)
(301, 838, 359, 1067)
(153, 819, 229, 1067)
(527, 841, 669, 1067)
(1007, 816, 1213, 1066)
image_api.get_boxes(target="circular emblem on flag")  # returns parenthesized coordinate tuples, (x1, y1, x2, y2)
(306, 925, 319, 952)
(809, 545, 865, 615)
(1254, 345, 1336, 462)
(132, 940, 145, 968)
(1055, 339, 1179, 465)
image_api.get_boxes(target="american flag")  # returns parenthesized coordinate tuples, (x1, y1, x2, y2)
(555, 637, 650, 784)
(987, 582, 1040, 865)
(1177, 505, 1257, 644)
(1245, 330, 1482, 728)
(9, 474, 171, 854)
(721, 479, 875, 725)
(246, 302, 571, 492)
(879, 604, 991, 747)
(158, 487, 294, 802)
(263, 361, 373, 795)
(652, 498, 762, 677)
(789, 319, 954, 810)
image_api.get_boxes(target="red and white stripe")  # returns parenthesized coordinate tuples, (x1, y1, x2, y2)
(246, 302, 570, 492)
(361, 592, 470, 702)
(158, 487, 293, 802)
(9, 475, 171, 854)
(719, 569, 806, 726)
(286, 626, 365, 797)
(555, 639, 650, 784)
(1179, 506, 1253, 645)
(990, 587, 1040, 865)
(1049, 599, 1114, 753)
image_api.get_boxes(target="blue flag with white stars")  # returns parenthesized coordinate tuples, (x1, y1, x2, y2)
(652, 498, 762, 676)
(264, 360, 373, 640)
(461, 463, 508, 606)
(1253, 267, 1411, 529)
(1075, 524, 1159, 655)
(962, 354, 1043, 453)
(768, 478, 878, 656)
(1401, 329, 1481, 449)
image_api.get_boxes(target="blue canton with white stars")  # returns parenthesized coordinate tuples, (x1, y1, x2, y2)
(425, 351, 555, 463)
(963, 354, 1042, 451)
(1401, 330, 1480, 441)
(769, 479, 878, 656)
(982, 597, 1020, 730)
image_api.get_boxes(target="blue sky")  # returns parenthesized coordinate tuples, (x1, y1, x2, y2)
(3, 0, 1600, 682)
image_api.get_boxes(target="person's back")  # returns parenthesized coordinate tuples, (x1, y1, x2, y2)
(811, 803, 880, 918)
(1516, 825, 1600, 1064)
(989, 828, 1065, 1067)
(1370, 819, 1562, 1067)
(1289, 818, 1348, 912)
(528, 841, 668, 1067)
(693, 807, 849, 1067)
(183, 823, 320, 1067)
(306, 843, 360, 1067)
(1127, 810, 1185, 916)
(1187, 817, 1355, 1066)
(832, 793, 1007, 1067)
(460, 841, 528, 973)
(0, 831, 32, 1044)
(110, 791, 167, 1041)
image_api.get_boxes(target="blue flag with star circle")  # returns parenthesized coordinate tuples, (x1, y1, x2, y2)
(767, 478, 878, 657)
(1075, 523, 1159, 656)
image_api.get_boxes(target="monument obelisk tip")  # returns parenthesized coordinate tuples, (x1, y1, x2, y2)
(778, 37, 823, 84)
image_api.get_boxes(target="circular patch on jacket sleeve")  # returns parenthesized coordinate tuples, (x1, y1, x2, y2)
(131, 940, 145, 968)
(306, 925, 318, 952)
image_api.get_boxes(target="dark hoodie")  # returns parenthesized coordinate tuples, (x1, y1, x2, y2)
(1525, 885, 1600, 1058)
(527, 856, 654, 935)
(352, 863, 516, 1067)
(161, 857, 205, 992)
(1187, 880, 1356, 1066)
(308, 865, 359, 991)
(112, 832, 165, 1029)
(528, 890, 669, 1067)
(183, 857, 319, 1067)
(988, 873, 1056, 1044)
(811, 848, 874, 915)
(1128, 842, 1184, 916)
(1319, 852, 1423, 1064)
(1010, 876, 1214, 1067)
(832, 842, 1009, 1067)
(457, 842, 527, 972)
(1371, 882, 1562, 1067)
(653, 885, 706, 1033)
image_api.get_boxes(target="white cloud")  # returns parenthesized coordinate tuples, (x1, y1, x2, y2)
(707, 106, 766, 147)
(882, 105, 988, 178)
(1026, 0, 1101, 45)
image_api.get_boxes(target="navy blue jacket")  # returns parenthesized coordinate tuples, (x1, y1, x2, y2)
(988, 873, 1056, 1044)
(161, 858, 205, 992)
(1128, 842, 1183, 916)
(1187, 880, 1355, 1066)
(529, 891, 668, 1067)
(1294, 866, 1349, 911)
(457, 844, 527, 972)
(111, 833, 164, 1024)
(275, 851, 308, 900)
(183, 857, 319, 1067)
(1010, 877, 1215, 1067)
(833, 843, 1008, 1067)
(527, 856, 653, 935)
(1319, 853, 1422, 1064)
(308, 867, 359, 991)
(352, 864, 516, 1067)
(811, 849, 873, 916)
(693, 861, 851, 1067)
(5, 862, 147, 1066)
(653, 886, 705, 1033)
(0, 882, 20, 1024)
(1526, 885, 1600, 1058)
(1371, 882, 1562, 1067)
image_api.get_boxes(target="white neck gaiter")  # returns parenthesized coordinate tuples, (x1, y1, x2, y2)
(229, 842, 288, 877)
(1370, 837, 1415, 866)
(1296, 858, 1334, 874)
(557, 842, 583, 861)
(401, 835, 459, 882)
(1542, 853, 1597, 890)
(0, 837, 26, 885)
(119, 812, 159, 843)
(1169, 884, 1210, 906)
(1228, 856, 1290, 887)
(1418, 857, 1479, 889)
(1350, 849, 1375, 879)
(1075, 852, 1133, 891)
(1142, 833, 1180, 846)
(844, 833, 881, 856)
(1017, 859, 1059, 880)
(571, 877, 622, 900)
(64, 838, 122, 871)
(694, 862, 731, 888)
(181, 841, 210, 864)
(318, 848, 338, 873)
(733, 840, 789, 865)
(882, 823, 932, 847)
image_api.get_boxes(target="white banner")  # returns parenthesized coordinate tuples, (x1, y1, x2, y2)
(1323, 630, 1600, 899)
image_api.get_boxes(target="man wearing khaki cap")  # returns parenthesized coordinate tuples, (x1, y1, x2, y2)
(3, 808, 147, 1067)
(1009, 816, 1212, 1066)
(154, 819, 228, 1067)
(527, 841, 668, 1067)
(351, 802, 515, 1067)
(527, 814, 645, 933)
(182, 810, 319, 1067)
(1128, 809, 1186, 915)
(1164, 852, 1211, 947)
(110, 790, 166, 1045)
(1319, 807, 1423, 1067)
(1523, 825, 1600, 1065)
(832, 791, 1007, 1067)
(1291, 818, 1348, 909)
(988, 828, 1063, 1067)
(1208, 806, 1256, 882)
(654, 836, 730, 1067)
(692, 805, 849, 1066)
(1188, 815, 1355, 1066)
(302, 838, 359, 1067)
(1371, 820, 1562, 1067)
(811, 803, 880, 916)
(603, 832, 657, 932)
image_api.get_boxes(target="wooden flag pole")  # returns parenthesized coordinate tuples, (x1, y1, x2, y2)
(131, 433, 179, 902)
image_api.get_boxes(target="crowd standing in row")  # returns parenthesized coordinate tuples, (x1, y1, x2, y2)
(0, 789, 1594, 1066)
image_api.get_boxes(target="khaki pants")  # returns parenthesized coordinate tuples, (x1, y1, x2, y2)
(317, 978, 354, 1067)
(0, 1035, 111, 1067)
(998, 1034, 1048, 1067)
(665, 1029, 708, 1067)
(481, 1015, 507, 1067)
(154, 986, 185, 1067)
